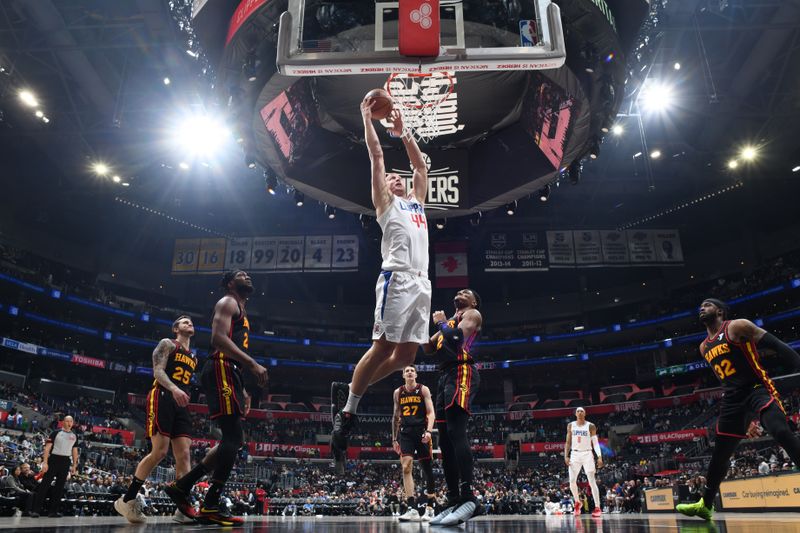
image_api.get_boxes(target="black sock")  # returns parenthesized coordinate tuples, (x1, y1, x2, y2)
(702, 434, 739, 505)
(203, 480, 225, 510)
(427, 495, 436, 508)
(176, 462, 210, 492)
(123, 476, 145, 503)
(459, 482, 473, 502)
(407, 496, 416, 509)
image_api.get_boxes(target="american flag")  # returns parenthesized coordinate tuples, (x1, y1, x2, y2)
(301, 39, 332, 52)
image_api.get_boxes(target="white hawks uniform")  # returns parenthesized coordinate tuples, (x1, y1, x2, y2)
(373, 193, 432, 344)
(568, 420, 596, 480)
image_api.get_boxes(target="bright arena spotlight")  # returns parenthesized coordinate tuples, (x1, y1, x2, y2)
(740, 145, 758, 161)
(18, 89, 38, 107)
(171, 113, 231, 159)
(638, 81, 674, 113)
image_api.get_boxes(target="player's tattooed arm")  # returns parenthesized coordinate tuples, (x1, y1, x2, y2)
(152, 339, 180, 393)
(153, 339, 191, 407)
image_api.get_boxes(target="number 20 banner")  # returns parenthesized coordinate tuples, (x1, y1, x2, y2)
(172, 235, 359, 275)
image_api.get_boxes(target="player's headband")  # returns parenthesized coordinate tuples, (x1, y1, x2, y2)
(702, 298, 730, 319)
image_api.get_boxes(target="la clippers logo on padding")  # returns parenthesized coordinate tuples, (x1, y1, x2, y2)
(410, 3, 433, 29)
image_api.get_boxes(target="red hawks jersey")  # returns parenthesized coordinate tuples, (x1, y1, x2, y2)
(398, 384, 427, 428)
(153, 340, 197, 391)
(377, 194, 428, 273)
(700, 320, 778, 397)
(210, 303, 250, 369)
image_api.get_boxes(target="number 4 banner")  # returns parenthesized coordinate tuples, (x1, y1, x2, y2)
(304, 236, 332, 271)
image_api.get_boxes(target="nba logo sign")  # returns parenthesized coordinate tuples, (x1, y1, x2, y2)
(519, 20, 538, 47)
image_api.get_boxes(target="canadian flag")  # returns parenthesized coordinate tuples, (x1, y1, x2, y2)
(434, 242, 468, 289)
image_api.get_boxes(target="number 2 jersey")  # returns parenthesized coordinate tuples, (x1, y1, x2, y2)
(153, 340, 197, 392)
(377, 193, 429, 274)
(700, 320, 779, 398)
(210, 304, 250, 369)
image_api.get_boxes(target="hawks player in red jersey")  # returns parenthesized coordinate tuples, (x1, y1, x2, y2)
(165, 271, 268, 526)
(677, 298, 800, 521)
(115, 315, 197, 524)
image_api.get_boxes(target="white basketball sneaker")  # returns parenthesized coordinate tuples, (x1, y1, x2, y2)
(114, 496, 146, 524)
(398, 508, 421, 522)
(172, 508, 196, 523)
(421, 506, 435, 522)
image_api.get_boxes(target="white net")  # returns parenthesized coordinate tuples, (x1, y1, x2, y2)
(384, 72, 455, 144)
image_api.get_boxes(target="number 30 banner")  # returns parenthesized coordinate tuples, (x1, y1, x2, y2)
(172, 235, 359, 275)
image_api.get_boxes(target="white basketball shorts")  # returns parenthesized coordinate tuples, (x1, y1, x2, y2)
(372, 270, 431, 345)
(569, 450, 596, 481)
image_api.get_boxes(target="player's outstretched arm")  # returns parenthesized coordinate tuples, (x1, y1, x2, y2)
(729, 319, 800, 368)
(363, 98, 392, 214)
(389, 110, 427, 204)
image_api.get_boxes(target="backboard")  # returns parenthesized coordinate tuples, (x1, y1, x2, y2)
(276, 0, 566, 76)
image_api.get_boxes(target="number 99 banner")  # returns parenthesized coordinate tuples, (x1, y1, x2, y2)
(172, 235, 359, 275)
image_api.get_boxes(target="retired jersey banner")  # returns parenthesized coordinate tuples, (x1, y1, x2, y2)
(483, 231, 548, 272)
(435, 242, 468, 288)
(172, 235, 359, 274)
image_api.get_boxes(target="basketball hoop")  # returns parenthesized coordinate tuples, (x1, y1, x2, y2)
(385, 71, 455, 144)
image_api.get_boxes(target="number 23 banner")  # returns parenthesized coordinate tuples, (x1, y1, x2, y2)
(172, 235, 359, 275)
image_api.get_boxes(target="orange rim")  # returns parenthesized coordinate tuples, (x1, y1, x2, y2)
(386, 71, 454, 110)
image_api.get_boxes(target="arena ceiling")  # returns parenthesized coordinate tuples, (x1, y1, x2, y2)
(0, 0, 799, 255)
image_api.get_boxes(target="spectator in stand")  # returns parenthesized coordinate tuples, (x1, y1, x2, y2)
(0, 463, 34, 515)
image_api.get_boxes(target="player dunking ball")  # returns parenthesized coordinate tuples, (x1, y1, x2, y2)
(423, 288, 482, 526)
(115, 316, 197, 524)
(676, 298, 800, 521)
(565, 407, 603, 517)
(165, 271, 268, 526)
(393, 365, 436, 522)
(330, 95, 431, 472)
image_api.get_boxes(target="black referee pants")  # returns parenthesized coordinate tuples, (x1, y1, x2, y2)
(32, 455, 70, 514)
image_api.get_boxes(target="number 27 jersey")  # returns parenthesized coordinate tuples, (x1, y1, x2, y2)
(377, 194, 429, 274)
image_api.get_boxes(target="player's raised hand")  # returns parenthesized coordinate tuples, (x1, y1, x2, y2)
(386, 108, 404, 137)
(432, 310, 447, 324)
(360, 97, 375, 121)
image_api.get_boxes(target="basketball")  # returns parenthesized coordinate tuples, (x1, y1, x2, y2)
(364, 88, 393, 120)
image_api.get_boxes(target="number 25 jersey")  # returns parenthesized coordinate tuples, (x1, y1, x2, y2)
(700, 321, 778, 396)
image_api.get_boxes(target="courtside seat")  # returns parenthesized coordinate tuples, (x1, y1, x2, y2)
(284, 402, 308, 412)
(261, 402, 284, 411)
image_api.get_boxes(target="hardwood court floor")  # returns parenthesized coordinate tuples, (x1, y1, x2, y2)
(4, 513, 799, 532)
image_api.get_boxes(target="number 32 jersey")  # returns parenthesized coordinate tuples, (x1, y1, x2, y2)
(700, 321, 778, 396)
(378, 194, 429, 274)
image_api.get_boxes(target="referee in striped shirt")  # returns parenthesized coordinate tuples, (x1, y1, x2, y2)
(30, 415, 79, 518)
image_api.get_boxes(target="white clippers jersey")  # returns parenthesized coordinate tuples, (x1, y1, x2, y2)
(570, 421, 592, 452)
(377, 194, 429, 273)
